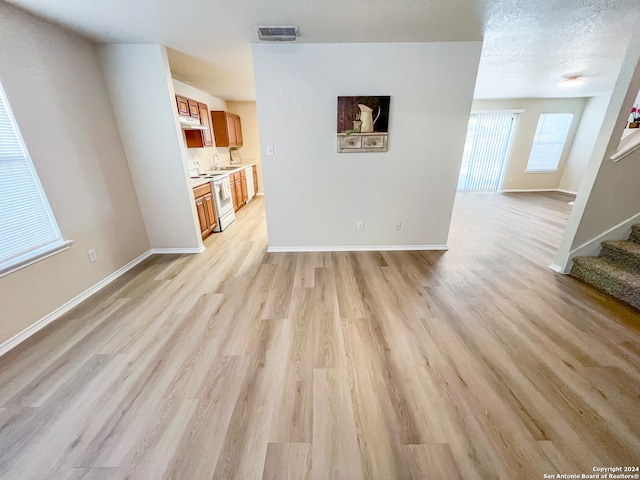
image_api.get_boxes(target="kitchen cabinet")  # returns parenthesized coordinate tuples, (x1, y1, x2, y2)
(176, 95, 190, 117)
(183, 102, 214, 149)
(252, 165, 258, 194)
(230, 172, 246, 212)
(188, 99, 200, 118)
(240, 169, 248, 203)
(193, 182, 217, 239)
(233, 173, 241, 211)
(236, 173, 245, 209)
(234, 116, 243, 146)
(211, 111, 243, 148)
(226, 114, 237, 146)
(230, 175, 238, 211)
(198, 102, 214, 146)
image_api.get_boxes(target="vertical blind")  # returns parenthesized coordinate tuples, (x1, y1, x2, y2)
(457, 112, 519, 192)
(0, 83, 64, 274)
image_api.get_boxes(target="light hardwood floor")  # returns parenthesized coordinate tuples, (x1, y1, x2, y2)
(1, 192, 639, 479)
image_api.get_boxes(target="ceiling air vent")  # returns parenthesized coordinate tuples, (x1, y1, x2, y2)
(256, 26, 299, 42)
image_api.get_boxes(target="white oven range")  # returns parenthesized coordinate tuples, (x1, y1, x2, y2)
(210, 173, 235, 232)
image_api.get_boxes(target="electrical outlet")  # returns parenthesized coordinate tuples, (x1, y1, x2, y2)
(87, 249, 98, 263)
(395, 220, 402, 231)
(356, 221, 364, 231)
(266, 144, 274, 156)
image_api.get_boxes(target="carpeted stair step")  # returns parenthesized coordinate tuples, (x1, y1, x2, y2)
(571, 256, 640, 310)
(600, 239, 640, 274)
(630, 224, 640, 244)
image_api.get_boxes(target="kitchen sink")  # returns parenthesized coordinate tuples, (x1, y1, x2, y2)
(214, 166, 239, 170)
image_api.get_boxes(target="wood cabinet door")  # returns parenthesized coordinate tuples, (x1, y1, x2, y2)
(226, 113, 237, 147)
(252, 166, 258, 194)
(239, 170, 248, 202)
(188, 99, 200, 118)
(203, 192, 217, 230)
(234, 115, 243, 147)
(195, 196, 210, 237)
(230, 177, 238, 211)
(176, 95, 190, 117)
(211, 111, 230, 147)
(198, 103, 213, 147)
(236, 182, 243, 208)
(233, 173, 243, 209)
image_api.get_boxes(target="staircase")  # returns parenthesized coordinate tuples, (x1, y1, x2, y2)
(571, 224, 640, 310)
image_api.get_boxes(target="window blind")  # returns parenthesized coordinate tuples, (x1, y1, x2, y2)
(457, 112, 519, 192)
(0, 83, 65, 274)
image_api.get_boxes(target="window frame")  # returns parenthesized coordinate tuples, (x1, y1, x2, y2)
(525, 112, 574, 173)
(0, 82, 72, 278)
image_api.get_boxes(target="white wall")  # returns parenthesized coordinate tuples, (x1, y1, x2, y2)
(471, 98, 587, 191)
(559, 95, 611, 193)
(0, 4, 149, 344)
(99, 44, 202, 251)
(253, 42, 482, 250)
(172, 79, 230, 169)
(227, 101, 263, 193)
(554, 25, 640, 271)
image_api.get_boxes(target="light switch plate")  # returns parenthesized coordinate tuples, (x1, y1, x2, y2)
(266, 145, 274, 156)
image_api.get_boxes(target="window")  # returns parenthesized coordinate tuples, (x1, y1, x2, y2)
(0, 82, 69, 276)
(457, 111, 519, 192)
(526, 113, 574, 171)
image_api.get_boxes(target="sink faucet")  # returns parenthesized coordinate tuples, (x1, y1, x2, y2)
(213, 153, 219, 169)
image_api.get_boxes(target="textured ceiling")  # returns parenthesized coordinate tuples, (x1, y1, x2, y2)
(4, 0, 640, 101)
(476, 0, 640, 99)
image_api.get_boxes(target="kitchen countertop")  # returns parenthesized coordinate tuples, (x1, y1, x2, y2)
(190, 163, 256, 189)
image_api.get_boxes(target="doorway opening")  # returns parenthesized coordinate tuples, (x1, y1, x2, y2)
(457, 111, 519, 192)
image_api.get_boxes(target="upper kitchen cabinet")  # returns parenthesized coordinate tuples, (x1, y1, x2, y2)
(211, 111, 243, 148)
(197, 102, 213, 146)
(177, 95, 214, 148)
(233, 115, 243, 146)
(176, 95, 190, 117)
(187, 99, 200, 118)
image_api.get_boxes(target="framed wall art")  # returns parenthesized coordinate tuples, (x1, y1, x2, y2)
(337, 96, 390, 153)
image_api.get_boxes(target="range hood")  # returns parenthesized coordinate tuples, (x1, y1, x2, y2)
(179, 117, 206, 130)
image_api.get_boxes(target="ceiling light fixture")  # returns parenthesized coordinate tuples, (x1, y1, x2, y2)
(559, 76, 584, 88)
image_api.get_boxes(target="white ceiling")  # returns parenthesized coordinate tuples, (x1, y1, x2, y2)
(5, 0, 640, 101)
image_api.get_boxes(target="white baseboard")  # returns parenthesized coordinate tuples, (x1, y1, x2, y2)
(565, 212, 640, 270)
(499, 188, 577, 194)
(556, 188, 578, 195)
(500, 188, 554, 193)
(0, 250, 154, 358)
(548, 263, 566, 274)
(267, 245, 448, 253)
(150, 246, 205, 254)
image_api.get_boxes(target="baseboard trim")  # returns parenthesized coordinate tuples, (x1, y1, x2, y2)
(267, 245, 448, 253)
(150, 246, 205, 254)
(500, 188, 555, 193)
(499, 188, 577, 195)
(548, 263, 567, 274)
(0, 249, 154, 358)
